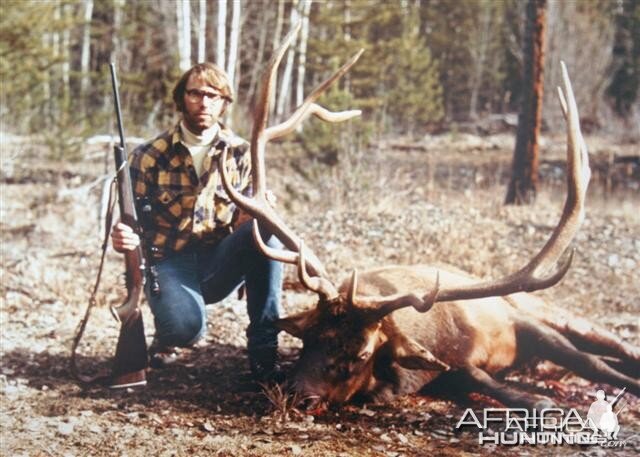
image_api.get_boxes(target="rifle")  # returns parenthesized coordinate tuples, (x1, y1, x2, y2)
(70, 65, 148, 388)
(107, 63, 148, 388)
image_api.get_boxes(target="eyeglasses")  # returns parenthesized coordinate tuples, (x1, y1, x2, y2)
(185, 89, 227, 103)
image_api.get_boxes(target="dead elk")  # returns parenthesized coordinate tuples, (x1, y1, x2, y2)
(221, 26, 640, 412)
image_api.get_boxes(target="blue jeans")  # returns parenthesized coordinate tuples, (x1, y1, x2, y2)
(145, 222, 283, 354)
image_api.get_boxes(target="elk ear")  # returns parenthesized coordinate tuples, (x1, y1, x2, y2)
(356, 322, 382, 361)
(392, 336, 450, 371)
(274, 310, 319, 339)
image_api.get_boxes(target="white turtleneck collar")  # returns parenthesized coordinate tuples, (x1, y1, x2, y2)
(179, 121, 220, 177)
(179, 121, 220, 148)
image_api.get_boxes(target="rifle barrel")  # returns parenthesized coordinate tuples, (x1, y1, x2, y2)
(109, 63, 127, 150)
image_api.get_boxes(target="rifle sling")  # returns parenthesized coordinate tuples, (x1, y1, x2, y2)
(70, 177, 119, 385)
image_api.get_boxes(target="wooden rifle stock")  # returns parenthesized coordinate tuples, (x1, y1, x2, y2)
(112, 145, 145, 323)
(108, 64, 148, 389)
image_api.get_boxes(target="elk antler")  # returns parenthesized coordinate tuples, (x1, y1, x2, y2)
(346, 269, 439, 321)
(219, 23, 363, 300)
(251, 221, 339, 298)
(351, 61, 590, 316)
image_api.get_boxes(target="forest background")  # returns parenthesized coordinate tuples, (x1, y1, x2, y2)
(2, 2, 640, 455)
(1, 0, 639, 161)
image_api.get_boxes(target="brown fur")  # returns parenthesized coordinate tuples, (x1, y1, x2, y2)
(278, 265, 640, 410)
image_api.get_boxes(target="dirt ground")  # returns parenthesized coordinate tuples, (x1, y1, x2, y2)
(1, 132, 639, 456)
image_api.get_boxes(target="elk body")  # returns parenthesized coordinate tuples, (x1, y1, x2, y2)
(222, 26, 640, 412)
(277, 265, 639, 411)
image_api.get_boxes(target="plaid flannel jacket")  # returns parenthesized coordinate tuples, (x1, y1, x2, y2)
(129, 123, 251, 261)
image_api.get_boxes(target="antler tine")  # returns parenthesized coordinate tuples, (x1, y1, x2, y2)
(251, 219, 298, 264)
(221, 23, 363, 298)
(297, 241, 339, 300)
(219, 24, 303, 219)
(523, 61, 589, 277)
(220, 21, 327, 279)
(349, 64, 589, 318)
(252, 23, 302, 197)
(219, 147, 329, 279)
(265, 49, 364, 141)
(251, 220, 339, 300)
(423, 63, 590, 304)
(349, 269, 440, 319)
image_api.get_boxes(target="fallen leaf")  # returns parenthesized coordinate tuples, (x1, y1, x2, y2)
(358, 407, 375, 417)
(202, 421, 215, 433)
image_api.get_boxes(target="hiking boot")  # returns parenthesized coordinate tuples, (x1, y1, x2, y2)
(149, 339, 180, 369)
(249, 346, 284, 383)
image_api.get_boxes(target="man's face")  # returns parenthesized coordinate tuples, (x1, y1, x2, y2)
(182, 74, 227, 134)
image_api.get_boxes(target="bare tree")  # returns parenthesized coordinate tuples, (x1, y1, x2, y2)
(248, 4, 271, 103)
(197, 0, 206, 63)
(270, 0, 286, 118)
(505, 0, 547, 205)
(468, 0, 494, 120)
(276, 0, 300, 121)
(296, 0, 312, 130)
(272, 0, 285, 52)
(217, 0, 227, 70)
(226, 0, 242, 125)
(61, 2, 71, 112)
(543, 0, 615, 131)
(80, 0, 93, 113)
(344, 0, 352, 92)
(41, 31, 51, 116)
(226, 0, 241, 88)
(177, 0, 191, 71)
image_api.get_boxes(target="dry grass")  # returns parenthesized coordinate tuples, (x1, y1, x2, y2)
(260, 382, 302, 423)
(1, 134, 638, 456)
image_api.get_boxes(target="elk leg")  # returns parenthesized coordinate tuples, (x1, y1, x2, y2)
(506, 296, 639, 365)
(517, 322, 640, 397)
(455, 365, 554, 410)
(541, 315, 639, 365)
(597, 355, 639, 379)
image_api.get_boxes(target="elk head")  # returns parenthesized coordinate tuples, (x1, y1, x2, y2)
(220, 24, 590, 412)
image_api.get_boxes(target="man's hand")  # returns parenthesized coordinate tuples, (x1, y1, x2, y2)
(111, 221, 140, 253)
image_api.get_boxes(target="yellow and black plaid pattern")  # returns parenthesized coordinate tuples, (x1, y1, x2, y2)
(129, 123, 251, 260)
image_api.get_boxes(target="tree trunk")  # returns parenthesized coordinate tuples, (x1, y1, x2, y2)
(217, 0, 227, 70)
(226, 0, 241, 88)
(270, 0, 285, 118)
(51, 3, 61, 120)
(248, 5, 270, 104)
(177, 0, 191, 71)
(296, 0, 312, 125)
(272, 0, 285, 52)
(505, 0, 547, 205)
(225, 0, 241, 126)
(197, 0, 206, 63)
(469, 0, 492, 120)
(42, 32, 51, 120)
(61, 2, 71, 117)
(344, 0, 352, 93)
(276, 0, 300, 121)
(80, 0, 94, 116)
